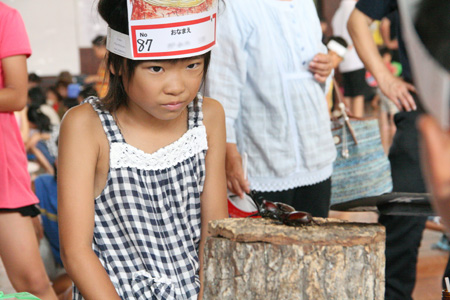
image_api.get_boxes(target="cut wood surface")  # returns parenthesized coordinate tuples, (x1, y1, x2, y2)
(204, 218, 385, 300)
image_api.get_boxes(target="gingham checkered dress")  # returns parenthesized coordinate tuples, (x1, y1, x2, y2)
(73, 96, 208, 300)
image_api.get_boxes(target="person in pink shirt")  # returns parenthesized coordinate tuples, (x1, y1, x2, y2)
(0, 3, 57, 299)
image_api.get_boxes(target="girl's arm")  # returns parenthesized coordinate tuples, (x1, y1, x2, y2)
(0, 55, 28, 112)
(380, 17, 399, 50)
(15, 106, 29, 143)
(58, 104, 121, 299)
(29, 146, 54, 175)
(25, 132, 42, 151)
(198, 97, 229, 299)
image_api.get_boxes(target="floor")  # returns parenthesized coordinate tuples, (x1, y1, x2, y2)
(413, 229, 449, 300)
(0, 228, 448, 299)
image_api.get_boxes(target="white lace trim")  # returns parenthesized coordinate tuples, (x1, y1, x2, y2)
(110, 126, 208, 170)
(249, 164, 333, 192)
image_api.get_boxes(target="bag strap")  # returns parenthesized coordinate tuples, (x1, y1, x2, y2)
(333, 78, 358, 145)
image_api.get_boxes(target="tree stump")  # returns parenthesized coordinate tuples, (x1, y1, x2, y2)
(204, 218, 385, 300)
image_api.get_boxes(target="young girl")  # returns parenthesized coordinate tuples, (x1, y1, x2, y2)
(26, 105, 58, 175)
(28, 87, 61, 126)
(57, 0, 227, 299)
(0, 3, 58, 299)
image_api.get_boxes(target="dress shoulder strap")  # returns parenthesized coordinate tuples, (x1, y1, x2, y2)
(83, 97, 125, 144)
(188, 93, 204, 130)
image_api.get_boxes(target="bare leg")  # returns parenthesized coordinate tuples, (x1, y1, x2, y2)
(58, 286, 73, 300)
(388, 113, 397, 146)
(371, 94, 380, 112)
(351, 95, 365, 117)
(379, 110, 390, 154)
(52, 273, 72, 298)
(0, 212, 58, 300)
(343, 96, 352, 111)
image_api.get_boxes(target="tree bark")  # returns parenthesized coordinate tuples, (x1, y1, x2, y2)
(204, 218, 385, 300)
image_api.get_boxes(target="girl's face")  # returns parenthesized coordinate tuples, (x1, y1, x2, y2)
(93, 45, 107, 60)
(123, 56, 204, 121)
(46, 90, 58, 105)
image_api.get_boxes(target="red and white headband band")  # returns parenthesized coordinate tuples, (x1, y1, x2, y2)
(106, 0, 217, 60)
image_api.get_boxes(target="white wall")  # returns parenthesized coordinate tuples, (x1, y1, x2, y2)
(4, 0, 107, 76)
(76, 0, 107, 48)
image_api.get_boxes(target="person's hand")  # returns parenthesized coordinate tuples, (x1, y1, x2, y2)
(309, 53, 333, 83)
(226, 144, 250, 199)
(386, 39, 399, 50)
(419, 115, 450, 230)
(378, 74, 417, 112)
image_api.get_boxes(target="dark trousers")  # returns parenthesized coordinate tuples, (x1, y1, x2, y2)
(382, 110, 427, 300)
(443, 244, 450, 288)
(255, 177, 331, 218)
(380, 214, 427, 300)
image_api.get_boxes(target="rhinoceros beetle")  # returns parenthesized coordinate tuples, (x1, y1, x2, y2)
(247, 192, 317, 227)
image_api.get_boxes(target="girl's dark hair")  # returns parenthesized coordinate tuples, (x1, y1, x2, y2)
(378, 46, 392, 58)
(27, 105, 51, 133)
(328, 36, 348, 49)
(56, 80, 70, 91)
(28, 87, 47, 106)
(97, 0, 211, 112)
(92, 35, 106, 47)
(63, 97, 79, 110)
(28, 73, 42, 84)
(79, 85, 98, 100)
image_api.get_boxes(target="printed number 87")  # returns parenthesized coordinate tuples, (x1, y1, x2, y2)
(137, 39, 153, 52)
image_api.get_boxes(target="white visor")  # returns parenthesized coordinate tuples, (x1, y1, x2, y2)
(327, 40, 348, 58)
(107, 0, 218, 60)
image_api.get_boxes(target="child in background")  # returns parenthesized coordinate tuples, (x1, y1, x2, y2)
(57, 0, 227, 299)
(326, 36, 349, 113)
(60, 83, 81, 117)
(0, 2, 58, 299)
(327, 36, 349, 69)
(45, 85, 62, 112)
(56, 71, 73, 87)
(83, 35, 108, 98)
(26, 105, 59, 175)
(28, 87, 60, 126)
(28, 73, 42, 89)
(33, 157, 73, 300)
(77, 85, 98, 104)
(332, 0, 373, 117)
(55, 79, 72, 119)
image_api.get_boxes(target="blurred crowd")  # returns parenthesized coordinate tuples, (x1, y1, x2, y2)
(2, 34, 107, 299)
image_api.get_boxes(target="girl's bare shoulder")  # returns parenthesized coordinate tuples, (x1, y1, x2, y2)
(202, 97, 225, 128)
(59, 103, 105, 141)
